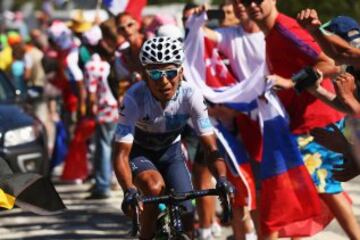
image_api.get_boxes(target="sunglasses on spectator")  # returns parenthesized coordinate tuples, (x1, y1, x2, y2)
(146, 68, 180, 81)
(242, 0, 264, 7)
(117, 21, 136, 32)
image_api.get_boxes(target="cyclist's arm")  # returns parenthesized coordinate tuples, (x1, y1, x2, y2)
(189, 87, 227, 178)
(199, 133, 227, 179)
(113, 141, 136, 190)
(113, 93, 139, 191)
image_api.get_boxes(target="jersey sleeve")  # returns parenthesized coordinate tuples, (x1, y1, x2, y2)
(189, 88, 214, 136)
(114, 94, 139, 143)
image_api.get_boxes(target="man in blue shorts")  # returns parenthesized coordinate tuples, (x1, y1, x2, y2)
(112, 36, 234, 240)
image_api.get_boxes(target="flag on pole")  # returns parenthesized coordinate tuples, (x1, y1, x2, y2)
(102, 0, 147, 22)
(183, 12, 332, 237)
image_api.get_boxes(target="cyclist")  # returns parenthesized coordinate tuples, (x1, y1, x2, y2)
(112, 36, 234, 240)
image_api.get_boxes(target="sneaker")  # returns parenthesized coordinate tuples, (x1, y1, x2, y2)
(197, 228, 214, 240)
(85, 192, 111, 200)
(211, 221, 222, 238)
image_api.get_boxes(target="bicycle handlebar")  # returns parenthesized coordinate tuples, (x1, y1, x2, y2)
(130, 188, 232, 237)
(141, 188, 220, 204)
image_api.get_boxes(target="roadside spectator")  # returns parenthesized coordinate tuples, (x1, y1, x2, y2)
(67, 10, 93, 69)
(47, 21, 91, 182)
(98, 17, 121, 103)
(24, 30, 53, 153)
(296, 13, 360, 116)
(295, 12, 360, 182)
(0, 33, 12, 71)
(83, 26, 119, 199)
(219, 0, 240, 27)
(8, 33, 28, 96)
(244, 0, 360, 239)
(114, 12, 146, 102)
(47, 21, 85, 125)
(186, 1, 264, 239)
(297, 9, 360, 69)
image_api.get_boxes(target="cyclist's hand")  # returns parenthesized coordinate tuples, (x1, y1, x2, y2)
(121, 188, 142, 217)
(216, 176, 235, 199)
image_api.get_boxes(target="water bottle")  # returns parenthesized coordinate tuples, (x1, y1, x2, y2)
(155, 203, 169, 239)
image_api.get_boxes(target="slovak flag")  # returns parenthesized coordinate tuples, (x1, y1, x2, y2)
(203, 37, 237, 88)
(201, 36, 257, 210)
(102, 0, 147, 21)
(183, 13, 332, 237)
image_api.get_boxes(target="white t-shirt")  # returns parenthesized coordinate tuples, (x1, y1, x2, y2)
(215, 26, 266, 81)
(64, 46, 83, 82)
(114, 80, 214, 150)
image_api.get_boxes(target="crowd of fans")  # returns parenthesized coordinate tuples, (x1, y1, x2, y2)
(1, 0, 360, 239)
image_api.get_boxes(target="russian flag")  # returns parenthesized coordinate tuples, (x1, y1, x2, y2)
(183, 12, 332, 237)
(102, 0, 147, 21)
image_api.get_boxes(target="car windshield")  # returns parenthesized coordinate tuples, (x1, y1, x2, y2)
(0, 72, 16, 102)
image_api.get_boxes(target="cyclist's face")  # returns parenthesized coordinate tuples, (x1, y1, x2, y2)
(145, 64, 183, 103)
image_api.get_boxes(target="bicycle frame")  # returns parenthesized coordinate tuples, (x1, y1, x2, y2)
(131, 188, 232, 239)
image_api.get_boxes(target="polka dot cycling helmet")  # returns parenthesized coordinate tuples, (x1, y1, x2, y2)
(139, 36, 184, 66)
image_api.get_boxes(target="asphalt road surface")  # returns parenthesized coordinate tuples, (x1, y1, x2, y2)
(0, 176, 359, 240)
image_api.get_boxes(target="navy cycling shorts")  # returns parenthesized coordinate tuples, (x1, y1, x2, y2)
(129, 142, 194, 213)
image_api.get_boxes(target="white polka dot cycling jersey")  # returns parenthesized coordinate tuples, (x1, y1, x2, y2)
(114, 80, 214, 150)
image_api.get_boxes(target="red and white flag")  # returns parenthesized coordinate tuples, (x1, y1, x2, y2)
(203, 37, 237, 88)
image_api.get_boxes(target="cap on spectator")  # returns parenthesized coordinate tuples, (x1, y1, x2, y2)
(7, 31, 22, 46)
(323, 16, 360, 42)
(83, 25, 102, 46)
(48, 21, 73, 50)
(67, 10, 92, 33)
(48, 21, 71, 40)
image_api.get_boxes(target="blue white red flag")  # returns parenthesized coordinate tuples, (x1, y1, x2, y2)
(183, 12, 332, 237)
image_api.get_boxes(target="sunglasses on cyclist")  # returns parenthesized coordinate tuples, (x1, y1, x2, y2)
(117, 21, 135, 32)
(146, 68, 180, 81)
(242, 0, 264, 7)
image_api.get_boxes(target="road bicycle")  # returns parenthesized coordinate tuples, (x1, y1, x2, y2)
(130, 188, 232, 240)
